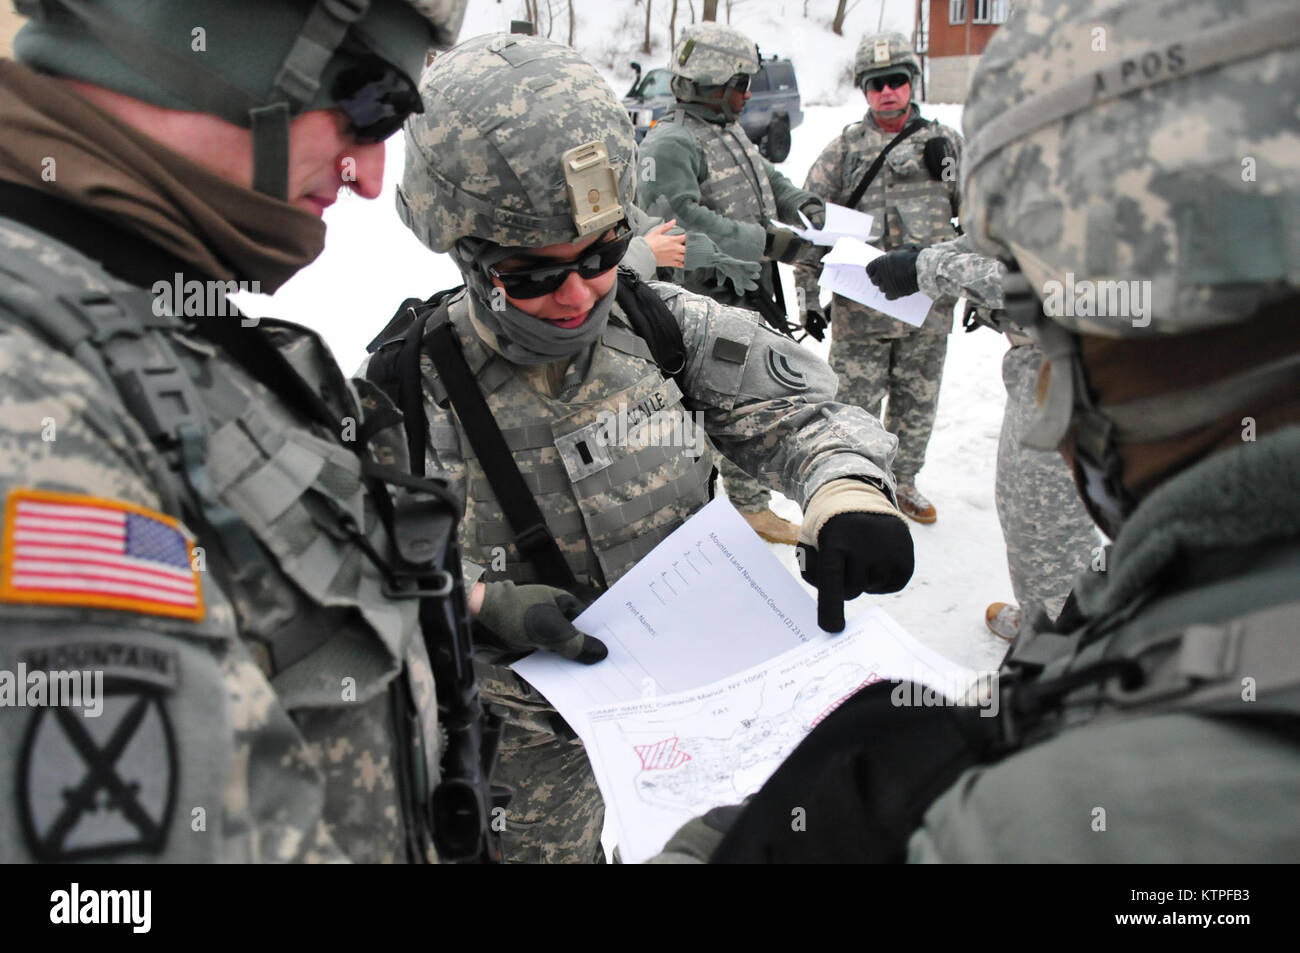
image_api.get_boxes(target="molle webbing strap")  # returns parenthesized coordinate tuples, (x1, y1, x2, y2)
(964, 7, 1300, 177)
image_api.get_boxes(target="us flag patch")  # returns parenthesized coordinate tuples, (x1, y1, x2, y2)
(1, 489, 203, 621)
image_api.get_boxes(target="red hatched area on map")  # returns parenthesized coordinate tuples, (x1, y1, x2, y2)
(635, 736, 692, 770)
(811, 672, 883, 728)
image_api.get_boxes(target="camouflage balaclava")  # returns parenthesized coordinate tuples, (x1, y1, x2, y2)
(398, 34, 637, 364)
(961, 0, 1300, 533)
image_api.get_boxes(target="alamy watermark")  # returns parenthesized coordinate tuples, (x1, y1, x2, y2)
(890, 671, 1000, 718)
(0, 665, 103, 718)
(151, 272, 261, 325)
(1041, 272, 1152, 328)
(593, 401, 708, 456)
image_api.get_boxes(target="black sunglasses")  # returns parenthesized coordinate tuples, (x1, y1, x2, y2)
(488, 226, 633, 299)
(866, 73, 911, 92)
(331, 55, 424, 144)
(726, 73, 751, 94)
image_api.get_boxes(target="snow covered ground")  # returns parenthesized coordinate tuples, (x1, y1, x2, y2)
(237, 2, 1015, 681)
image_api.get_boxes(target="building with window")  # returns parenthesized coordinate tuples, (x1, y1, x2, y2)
(914, 0, 1009, 103)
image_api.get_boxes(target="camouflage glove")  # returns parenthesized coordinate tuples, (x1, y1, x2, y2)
(802, 307, 828, 342)
(797, 479, 915, 632)
(646, 804, 747, 863)
(923, 137, 956, 182)
(764, 225, 811, 264)
(865, 245, 922, 299)
(682, 232, 761, 295)
(475, 581, 607, 663)
(798, 196, 827, 229)
(711, 255, 762, 296)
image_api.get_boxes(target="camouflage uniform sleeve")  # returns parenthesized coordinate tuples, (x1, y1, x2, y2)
(915, 234, 1007, 308)
(793, 133, 848, 309)
(622, 202, 663, 280)
(763, 156, 822, 224)
(656, 282, 898, 504)
(637, 124, 768, 263)
(0, 321, 347, 863)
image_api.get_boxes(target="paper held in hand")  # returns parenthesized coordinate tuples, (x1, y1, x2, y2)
(819, 237, 934, 328)
(512, 499, 973, 863)
(785, 202, 875, 246)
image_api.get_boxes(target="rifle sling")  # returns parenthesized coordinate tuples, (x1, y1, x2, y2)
(423, 312, 581, 591)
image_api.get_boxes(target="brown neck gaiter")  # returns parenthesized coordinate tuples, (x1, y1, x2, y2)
(0, 60, 324, 292)
(1079, 297, 1300, 502)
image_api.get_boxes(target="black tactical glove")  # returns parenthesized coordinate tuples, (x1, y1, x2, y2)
(802, 307, 828, 342)
(923, 136, 956, 182)
(798, 196, 827, 229)
(798, 512, 915, 632)
(865, 245, 922, 300)
(764, 225, 811, 264)
(475, 581, 607, 663)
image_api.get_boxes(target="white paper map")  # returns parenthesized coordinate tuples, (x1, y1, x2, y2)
(513, 499, 974, 863)
(584, 608, 971, 863)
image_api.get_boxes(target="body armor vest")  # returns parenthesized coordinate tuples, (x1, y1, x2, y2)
(431, 296, 716, 590)
(675, 109, 777, 227)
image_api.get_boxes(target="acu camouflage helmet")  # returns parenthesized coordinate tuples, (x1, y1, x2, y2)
(962, 0, 1300, 337)
(853, 31, 920, 88)
(670, 22, 761, 86)
(398, 34, 636, 252)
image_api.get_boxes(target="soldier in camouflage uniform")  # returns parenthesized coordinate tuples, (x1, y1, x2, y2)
(636, 23, 827, 546)
(794, 32, 964, 525)
(873, 235, 1097, 638)
(655, 0, 1300, 863)
(390, 34, 916, 862)
(0, 0, 474, 863)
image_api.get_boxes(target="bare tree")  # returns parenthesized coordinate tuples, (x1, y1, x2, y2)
(568, 0, 575, 45)
(544, 0, 555, 38)
(688, 0, 696, 23)
(833, 0, 864, 35)
(670, 0, 679, 49)
(702, 0, 718, 21)
(642, 0, 653, 53)
(725, 0, 753, 23)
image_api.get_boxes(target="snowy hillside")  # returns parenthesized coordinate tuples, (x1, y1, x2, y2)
(237, 1, 1015, 681)
(459, 0, 917, 107)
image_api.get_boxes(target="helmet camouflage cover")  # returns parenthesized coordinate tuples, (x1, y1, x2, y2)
(853, 31, 920, 87)
(671, 22, 761, 86)
(961, 0, 1300, 337)
(398, 33, 637, 252)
